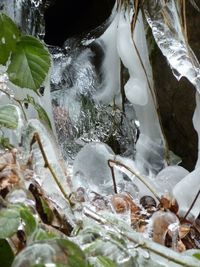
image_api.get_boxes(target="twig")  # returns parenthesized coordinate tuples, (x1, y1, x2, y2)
(183, 189, 200, 220)
(83, 207, 199, 267)
(108, 159, 160, 201)
(181, 0, 188, 42)
(30, 132, 72, 206)
(131, 0, 140, 33)
(108, 161, 118, 194)
(132, 8, 170, 165)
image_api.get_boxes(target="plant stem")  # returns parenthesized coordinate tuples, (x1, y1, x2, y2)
(183, 189, 200, 220)
(84, 207, 200, 267)
(30, 132, 72, 206)
(108, 161, 118, 194)
(108, 159, 160, 201)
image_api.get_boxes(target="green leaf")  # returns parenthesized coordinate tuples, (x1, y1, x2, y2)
(0, 13, 21, 65)
(24, 95, 52, 129)
(0, 239, 14, 267)
(32, 228, 58, 241)
(57, 239, 88, 267)
(20, 206, 37, 236)
(0, 208, 20, 238)
(0, 136, 14, 149)
(0, 104, 19, 129)
(96, 256, 117, 267)
(193, 253, 200, 260)
(7, 36, 51, 91)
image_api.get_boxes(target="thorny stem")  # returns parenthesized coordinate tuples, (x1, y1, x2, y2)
(30, 132, 72, 206)
(108, 159, 160, 201)
(0, 88, 28, 121)
(84, 207, 199, 267)
(183, 189, 200, 221)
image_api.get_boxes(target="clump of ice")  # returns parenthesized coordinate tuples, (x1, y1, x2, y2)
(173, 167, 200, 220)
(73, 142, 123, 195)
(154, 166, 189, 196)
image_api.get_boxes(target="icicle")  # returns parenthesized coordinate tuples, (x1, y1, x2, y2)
(94, 13, 121, 106)
(173, 167, 200, 220)
(143, 0, 200, 93)
(116, 8, 166, 175)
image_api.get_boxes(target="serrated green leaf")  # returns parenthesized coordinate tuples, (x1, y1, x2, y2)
(24, 95, 52, 129)
(20, 206, 37, 236)
(0, 239, 14, 267)
(0, 104, 19, 129)
(0, 13, 21, 65)
(96, 256, 117, 267)
(7, 36, 51, 91)
(0, 208, 20, 238)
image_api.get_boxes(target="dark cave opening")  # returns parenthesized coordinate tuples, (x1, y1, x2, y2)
(44, 0, 115, 46)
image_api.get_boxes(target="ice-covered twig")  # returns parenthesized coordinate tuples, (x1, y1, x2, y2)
(83, 207, 200, 267)
(30, 132, 73, 207)
(108, 159, 160, 201)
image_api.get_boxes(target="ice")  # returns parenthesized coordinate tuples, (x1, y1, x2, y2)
(94, 12, 121, 106)
(12, 239, 87, 267)
(151, 210, 179, 246)
(116, 8, 166, 174)
(50, 38, 137, 162)
(173, 167, 200, 220)
(5, 188, 35, 207)
(2, 0, 45, 38)
(193, 92, 200, 168)
(124, 77, 148, 106)
(154, 166, 189, 196)
(73, 142, 123, 195)
(22, 119, 75, 226)
(144, 0, 200, 93)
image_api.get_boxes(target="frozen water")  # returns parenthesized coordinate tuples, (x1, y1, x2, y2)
(2, 0, 45, 38)
(73, 142, 123, 195)
(22, 119, 75, 226)
(116, 8, 166, 174)
(124, 77, 148, 106)
(94, 12, 121, 106)
(144, 0, 200, 93)
(154, 166, 189, 196)
(173, 167, 200, 220)
(193, 92, 200, 168)
(12, 239, 87, 267)
(50, 37, 137, 162)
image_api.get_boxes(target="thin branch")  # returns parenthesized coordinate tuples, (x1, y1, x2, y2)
(83, 207, 199, 267)
(183, 189, 200, 220)
(30, 132, 72, 206)
(108, 159, 160, 201)
(132, 8, 170, 165)
(108, 161, 118, 194)
(131, 0, 140, 33)
(181, 0, 188, 42)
